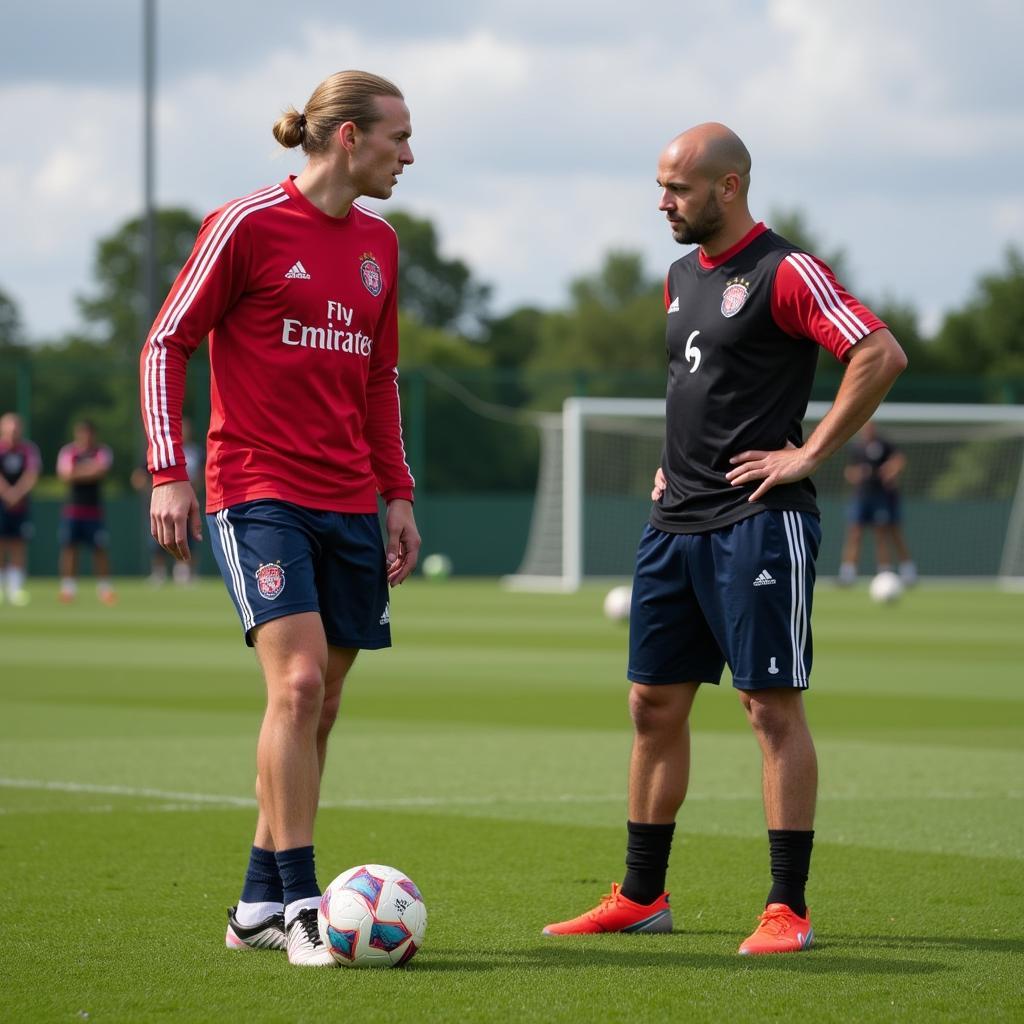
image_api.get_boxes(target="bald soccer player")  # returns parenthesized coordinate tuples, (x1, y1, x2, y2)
(543, 123, 906, 954)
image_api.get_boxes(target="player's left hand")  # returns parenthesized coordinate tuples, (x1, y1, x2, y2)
(651, 466, 667, 502)
(385, 499, 421, 586)
(726, 442, 816, 503)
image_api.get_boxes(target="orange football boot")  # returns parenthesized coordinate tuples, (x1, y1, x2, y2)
(542, 883, 672, 935)
(738, 903, 814, 955)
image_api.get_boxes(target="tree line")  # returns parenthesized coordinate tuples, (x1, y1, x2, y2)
(1, 207, 1022, 494)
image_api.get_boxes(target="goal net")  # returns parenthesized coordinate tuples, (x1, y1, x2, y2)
(506, 399, 1024, 591)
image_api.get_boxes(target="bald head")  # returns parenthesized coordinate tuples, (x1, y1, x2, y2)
(657, 122, 756, 253)
(0, 412, 22, 443)
(662, 123, 751, 194)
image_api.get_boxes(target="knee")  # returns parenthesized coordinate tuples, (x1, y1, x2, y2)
(272, 665, 325, 723)
(742, 693, 803, 745)
(629, 685, 682, 737)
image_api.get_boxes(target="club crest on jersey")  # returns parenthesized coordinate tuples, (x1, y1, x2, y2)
(721, 277, 751, 318)
(359, 252, 383, 297)
(255, 562, 285, 601)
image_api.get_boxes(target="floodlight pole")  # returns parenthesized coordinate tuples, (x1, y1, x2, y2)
(138, 0, 158, 573)
(142, 0, 157, 328)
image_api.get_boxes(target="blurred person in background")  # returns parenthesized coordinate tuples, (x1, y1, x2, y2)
(0, 412, 41, 606)
(838, 420, 916, 585)
(56, 419, 116, 605)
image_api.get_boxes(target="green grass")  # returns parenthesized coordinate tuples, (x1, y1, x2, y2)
(1, 578, 1022, 1022)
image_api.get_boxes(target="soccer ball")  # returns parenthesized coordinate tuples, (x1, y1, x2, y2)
(318, 864, 427, 968)
(869, 570, 904, 604)
(603, 584, 632, 622)
(421, 553, 452, 579)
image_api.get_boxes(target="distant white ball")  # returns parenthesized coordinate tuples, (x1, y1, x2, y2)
(421, 553, 452, 579)
(869, 570, 904, 604)
(318, 864, 427, 968)
(603, 584, 632, 621)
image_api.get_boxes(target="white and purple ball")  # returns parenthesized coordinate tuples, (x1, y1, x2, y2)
(318, 864, 427, 967)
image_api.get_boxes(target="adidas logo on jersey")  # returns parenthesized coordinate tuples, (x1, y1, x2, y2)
(753, 569, 776, 587)
(667, 296, 680, 313)
(285, 261, 311, 280)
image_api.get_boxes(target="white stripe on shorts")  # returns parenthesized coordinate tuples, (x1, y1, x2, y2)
(782, 510, 809, 688)
(215, 508, 255, 632)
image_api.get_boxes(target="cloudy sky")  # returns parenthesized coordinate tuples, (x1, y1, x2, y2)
(2, 0, 1022, 342)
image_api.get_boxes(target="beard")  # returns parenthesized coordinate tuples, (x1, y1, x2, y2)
(671, 191, 724, 245)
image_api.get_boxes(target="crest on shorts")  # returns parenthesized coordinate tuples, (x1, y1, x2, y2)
(359, 252, 383, 297)
(255, 562, 285, 601)
(721, 277, 751, 318)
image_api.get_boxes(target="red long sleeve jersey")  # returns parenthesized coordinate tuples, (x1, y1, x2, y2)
(141, 177, 414, 514)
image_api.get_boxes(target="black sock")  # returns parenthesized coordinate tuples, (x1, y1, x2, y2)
(240, 845, 284, 905)
(766, 829, 814, 917)
(621, 821, 675, 905)
(274, 845, 320, 906)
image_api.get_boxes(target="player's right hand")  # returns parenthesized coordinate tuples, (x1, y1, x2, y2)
(652, 466, 667, 502)
(151, 480, 202, 561)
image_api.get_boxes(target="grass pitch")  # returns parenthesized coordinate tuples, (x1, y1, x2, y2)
(1, 578, 1021, 1022)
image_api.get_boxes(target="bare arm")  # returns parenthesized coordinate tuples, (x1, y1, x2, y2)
(726, 329, 908, 502)
(66, 460, 109, 484)
(879, 450, 907, 487)
(1, 466, 39, 507)
(843, 463, 868, 487)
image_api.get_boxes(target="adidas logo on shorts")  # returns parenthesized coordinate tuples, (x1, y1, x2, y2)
(752, 569, 776, 587)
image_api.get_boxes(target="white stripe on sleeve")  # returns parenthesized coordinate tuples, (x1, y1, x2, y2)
(144, 186, 288, 470)
(785, 252, 870, 346)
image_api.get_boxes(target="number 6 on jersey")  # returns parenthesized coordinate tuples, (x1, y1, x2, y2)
(685, 329, 702, 373)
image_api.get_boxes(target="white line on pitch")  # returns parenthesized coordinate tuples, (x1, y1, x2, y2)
(0, 778, 623, 808)
(0, 777, 257, 806)
(1, 778, 1019, 809)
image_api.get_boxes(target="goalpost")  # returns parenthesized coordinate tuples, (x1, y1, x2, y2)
(506, 399, 1024, 591)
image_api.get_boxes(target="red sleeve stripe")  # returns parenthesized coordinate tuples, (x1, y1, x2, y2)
(783, 252, 871, 346)
(144, 185, 288, 470)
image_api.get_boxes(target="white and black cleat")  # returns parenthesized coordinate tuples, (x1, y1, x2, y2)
(285, 907, 336, 967)
(225, 905, 287, 951)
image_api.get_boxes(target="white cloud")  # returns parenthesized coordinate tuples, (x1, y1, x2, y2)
(0, 83, 139, 333)
(0, 3, 1021, 341)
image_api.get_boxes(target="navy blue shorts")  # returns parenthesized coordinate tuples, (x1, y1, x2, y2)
(207, 499, 391, 650)
(59, 517, 109, 549)
(0, 507, 32, 541)
(628, 510, 821, 690)
(848, 490, 901, 526)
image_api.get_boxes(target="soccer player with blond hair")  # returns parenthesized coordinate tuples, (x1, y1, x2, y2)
(141, 71, 420, 967)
